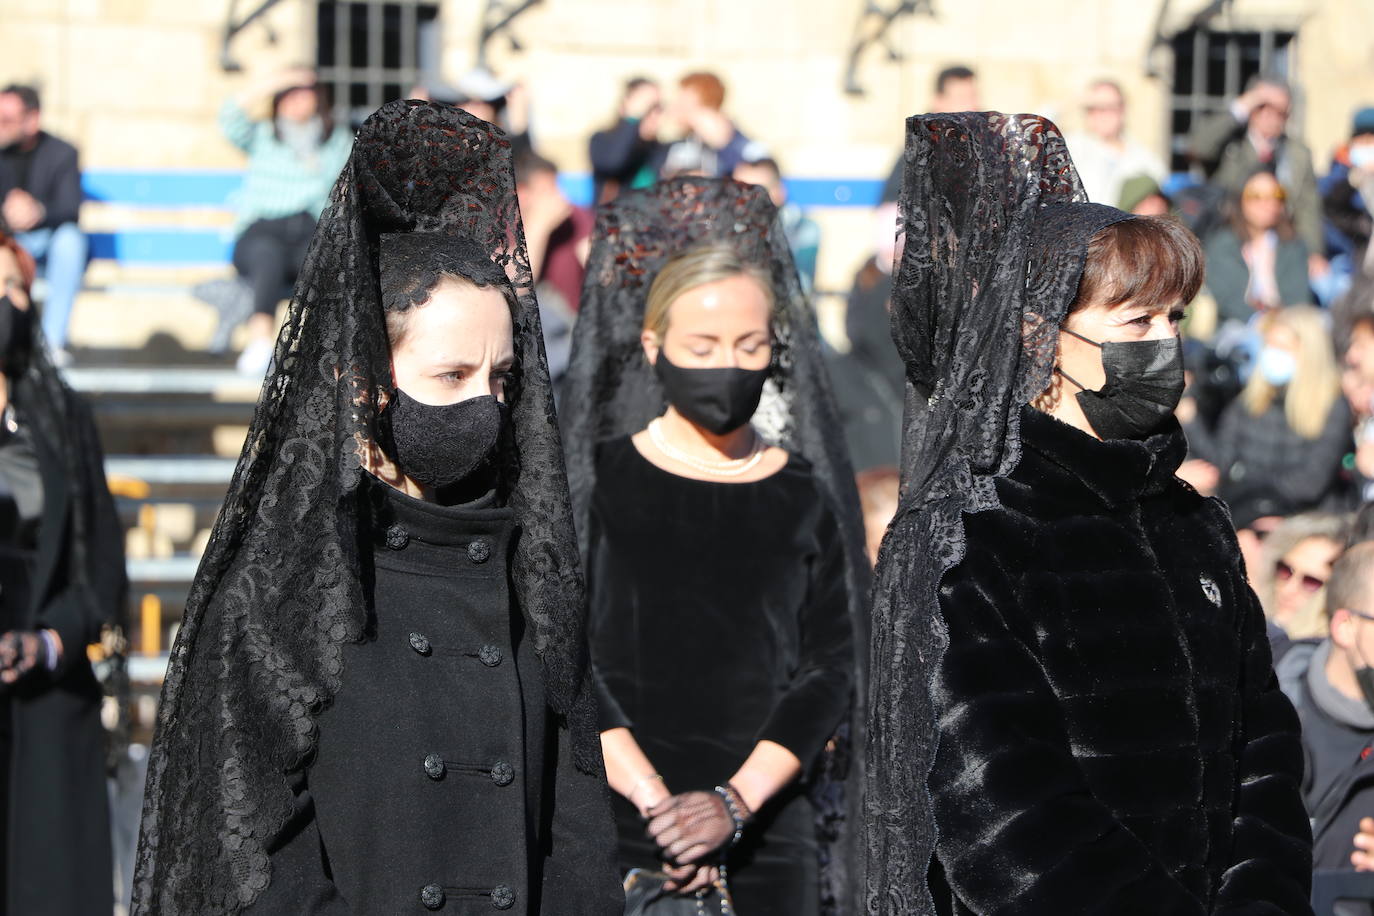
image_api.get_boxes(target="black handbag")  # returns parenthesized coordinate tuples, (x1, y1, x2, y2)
(622, 867, 736, 916)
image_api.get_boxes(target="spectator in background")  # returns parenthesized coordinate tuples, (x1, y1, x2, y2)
(589, 77, 664, 204)
(1205, 169, 1312, 325)
(1066, 78, 1166, 207)
(1187, 305, 1350, 527)
(1275, 540, 1374, 915)
(514, 150, 592, 386)
(733, 152, 820, 294)
(826, 214, 904, 472)
(0, 229, 126, 915)
(451, 67, 532, 158)
(221, 67, 351, 376)
(659, 72, 751, 179)
(1117, 174, 1172, 216)
(1323, 107, 1374, 281)
(0, 85, 86, 363)
(879, 65, 980, 203)
(855, 466, 900, 567)
(1262, 512, 1349, 641)
(1191, 75, 1326, 280)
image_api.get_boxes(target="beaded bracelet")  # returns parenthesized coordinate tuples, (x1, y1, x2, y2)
(712, 783, 751, 848)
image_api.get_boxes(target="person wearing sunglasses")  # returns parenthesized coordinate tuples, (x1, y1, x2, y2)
(1190, 75, 1325, 280)
(1260, 513, 1352, 643)
(1275, 540, 1374, 913)
(1204, 169, 1315, 325)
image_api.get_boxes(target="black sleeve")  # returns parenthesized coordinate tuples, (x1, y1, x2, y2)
(755, 502, 854, 768)
(1323, 177, 1374, 249)
(932, 541, 1207, 914)
(246, 770, 350, 914)
(1265, 399, 1352, 509)
(36, 139, 82, 229)
(584, 503, 633, 732)
(589, 120, 645, 178)
(879, 156, 904, 204)
(37, 394, 125, 680)
(1212, 546, 1315, 914)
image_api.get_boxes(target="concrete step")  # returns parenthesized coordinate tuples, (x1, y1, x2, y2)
(106, 455, 237, 486)
(66, 366, 260, 398)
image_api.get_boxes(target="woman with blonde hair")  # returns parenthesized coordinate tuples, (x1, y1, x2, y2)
(563, 178, 867, 915)
(1187, 304, 1352, 523)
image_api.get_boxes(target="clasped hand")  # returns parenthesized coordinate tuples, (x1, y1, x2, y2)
(645, 791, 734, 895)
(0, 630, 49, 684)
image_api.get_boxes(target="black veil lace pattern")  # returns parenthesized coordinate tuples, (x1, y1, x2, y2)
(560, 176, 870, 915)
(132, 101, 599, 914)
(862, 112, 1132, 914)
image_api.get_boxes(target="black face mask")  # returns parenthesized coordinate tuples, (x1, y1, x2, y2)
(0, 297, 32, 378)
(378, 390, 507, 490)
(653, 352, 769, 435)
(1056, 328, 1185, 441)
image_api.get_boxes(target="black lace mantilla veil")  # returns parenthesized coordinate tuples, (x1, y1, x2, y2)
(132, 100, 599, 913)
(861, 112, 1132, 914)
(560, 176, 871, 915)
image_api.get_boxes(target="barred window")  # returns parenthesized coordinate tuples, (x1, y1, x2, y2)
(1167, 27, 1297, 174)
(316, 0, 441, 128)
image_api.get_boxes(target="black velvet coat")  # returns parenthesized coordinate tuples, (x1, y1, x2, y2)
(929, 406, 1313, 915)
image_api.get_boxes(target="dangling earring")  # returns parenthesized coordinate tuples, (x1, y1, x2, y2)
(1032, 369, 1063, 412)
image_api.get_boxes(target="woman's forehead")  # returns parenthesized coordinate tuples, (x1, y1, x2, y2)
(399, 284, 513, 353)
(667, 275, 770, 329)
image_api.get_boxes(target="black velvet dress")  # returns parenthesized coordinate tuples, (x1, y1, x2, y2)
(250, 479, 552, 914)
(585, 437, 853, 916)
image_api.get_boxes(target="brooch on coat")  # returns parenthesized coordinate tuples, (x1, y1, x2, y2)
(1199, 576, 1222, 608)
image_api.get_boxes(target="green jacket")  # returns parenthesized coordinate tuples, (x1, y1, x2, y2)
(1190, 111, 1323, 256)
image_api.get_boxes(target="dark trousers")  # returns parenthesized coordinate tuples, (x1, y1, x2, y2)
(231, 212, 316, 317)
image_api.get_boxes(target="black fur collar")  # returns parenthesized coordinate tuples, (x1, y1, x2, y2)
(1017, 404, 1188, 508)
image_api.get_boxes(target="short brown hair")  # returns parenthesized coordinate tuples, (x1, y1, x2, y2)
(679, 72, 726, 110)
(1069, 216, 1205, 314)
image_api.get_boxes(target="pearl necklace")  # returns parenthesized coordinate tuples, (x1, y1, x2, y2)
(648, 418, 765, 478)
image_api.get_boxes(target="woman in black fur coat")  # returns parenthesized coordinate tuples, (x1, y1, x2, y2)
(862, 112, 1314, 916)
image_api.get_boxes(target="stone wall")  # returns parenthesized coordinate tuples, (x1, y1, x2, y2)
(1, 0, 1371, 317)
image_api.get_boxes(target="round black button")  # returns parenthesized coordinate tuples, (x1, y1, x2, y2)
(490, 761, 515, 787)
(409, 632, 432, 656)
(385, 523, 409, 550)
(491, 885, 515, 910)
(478, 644, 502, 667)
(420, 883, 445, 910)
(423, 754, 446, 780)
(467, 538, 492, 564)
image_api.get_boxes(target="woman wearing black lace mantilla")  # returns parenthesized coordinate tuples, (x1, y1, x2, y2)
(862, 113, 1313, 914)
(131, 101, 622, 915)
(561, 178, 869, 916)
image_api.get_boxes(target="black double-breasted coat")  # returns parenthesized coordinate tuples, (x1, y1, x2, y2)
(247, 480, 620, 915)
(929, 406, 1314, 915)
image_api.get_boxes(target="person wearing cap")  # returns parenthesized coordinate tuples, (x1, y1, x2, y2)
(220, 66, 351, 376)
(454, 68, 533, 159)
(1324, 107, 1374, 267)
